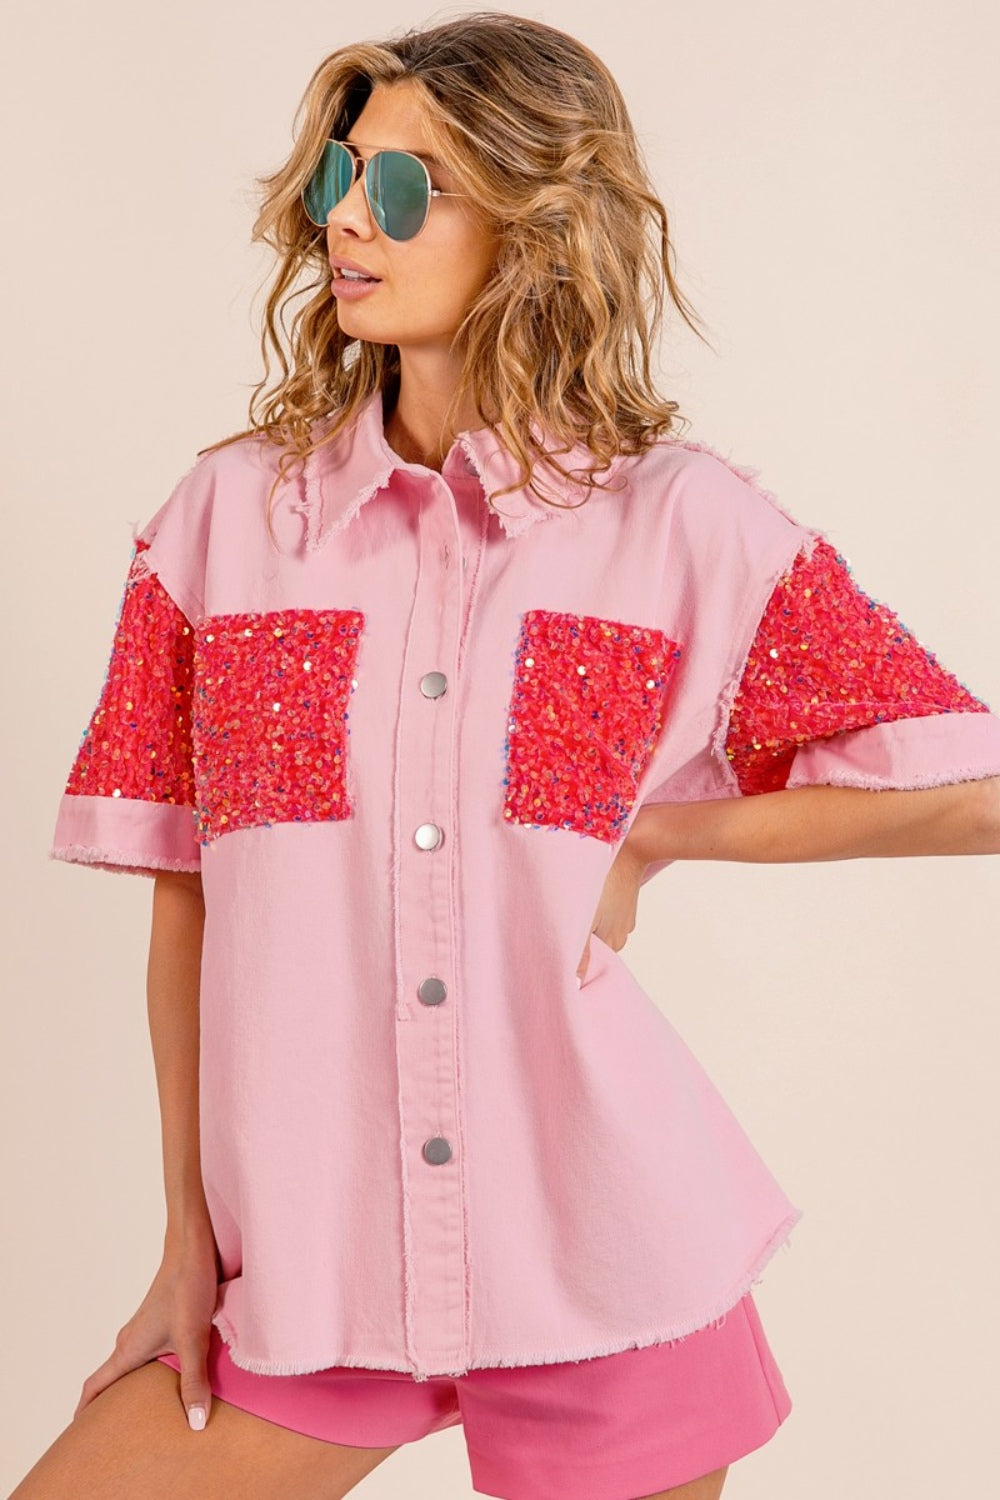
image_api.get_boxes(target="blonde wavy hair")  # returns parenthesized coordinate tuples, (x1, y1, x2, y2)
(200, 10, 712, 539)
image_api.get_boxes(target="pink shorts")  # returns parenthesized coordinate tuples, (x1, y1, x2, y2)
(156, 1292, 790, 1500)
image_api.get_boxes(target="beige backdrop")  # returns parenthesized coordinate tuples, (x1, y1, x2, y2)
(3, 1, 998, 1495)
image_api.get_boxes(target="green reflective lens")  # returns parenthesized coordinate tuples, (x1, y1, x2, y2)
(301, 142, 431, 241)
(370, 150, 430, 240)
(302, 141, 355, 227)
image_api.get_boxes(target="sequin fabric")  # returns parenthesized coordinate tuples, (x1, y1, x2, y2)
(725, 536, 991, 795)
(503, 610, 683, 842)
(192, 608, 364, 843)
(64, 541, 197, 806)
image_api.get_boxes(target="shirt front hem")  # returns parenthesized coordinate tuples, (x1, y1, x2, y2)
(209, 1205, 803, 1380)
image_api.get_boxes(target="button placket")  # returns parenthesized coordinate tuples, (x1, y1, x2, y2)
(392, 473, 470, 1376)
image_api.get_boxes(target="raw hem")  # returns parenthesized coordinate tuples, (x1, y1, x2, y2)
(48, 844, 201, 876)
(786, 762, 1000, 791)
(210, 1206, 802, 1379)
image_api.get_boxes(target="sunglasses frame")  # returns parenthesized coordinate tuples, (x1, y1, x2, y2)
(302, 138, 468, 240)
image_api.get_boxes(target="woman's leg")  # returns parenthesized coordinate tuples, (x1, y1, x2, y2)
(8, 1358, 400, 1500)
(641, 1464, 729, 1500)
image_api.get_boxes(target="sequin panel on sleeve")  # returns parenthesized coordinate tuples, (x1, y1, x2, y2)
(503, 610, 683, 843)
(725, 537, 991, 795)
(64, 540, 197, 806)
(192, 608, 364, 843)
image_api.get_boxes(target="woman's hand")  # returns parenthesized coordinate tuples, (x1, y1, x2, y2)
(72, 1220, 220, 1431)
(576, 836, 649, 983)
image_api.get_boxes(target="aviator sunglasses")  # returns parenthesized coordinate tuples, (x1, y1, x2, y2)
(302, 139, 467, 241)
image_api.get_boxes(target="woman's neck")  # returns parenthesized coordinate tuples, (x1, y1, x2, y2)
(382, 381, 483, 472)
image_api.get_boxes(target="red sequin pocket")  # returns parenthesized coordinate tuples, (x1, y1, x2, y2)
(502, 610, 682, 843)
(192, 608, 364, 843)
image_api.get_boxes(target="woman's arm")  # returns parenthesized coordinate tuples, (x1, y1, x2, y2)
(626, 776, 1000, 866)
(70, 869, 220, 1425)
(578, 778, 1000, 979)
(147, 871, 215, 1260)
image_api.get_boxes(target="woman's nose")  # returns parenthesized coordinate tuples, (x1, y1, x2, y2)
(326, 173, 373, 235)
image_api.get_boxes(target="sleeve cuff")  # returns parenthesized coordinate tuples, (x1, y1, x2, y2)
(49, 793, 202, 877)
(785, 711, 1000, 792)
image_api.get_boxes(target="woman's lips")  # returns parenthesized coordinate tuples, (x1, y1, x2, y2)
(331, 275, 382, 299)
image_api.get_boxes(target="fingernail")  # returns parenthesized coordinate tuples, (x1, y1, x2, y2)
(575, 974, 582, 988)
(188, 1404, 207, 1431)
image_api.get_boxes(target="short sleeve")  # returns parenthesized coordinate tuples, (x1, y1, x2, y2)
(631, 443, 1000, 888)
(723, 535, 1000, 795)
(48, 536, 201, 877)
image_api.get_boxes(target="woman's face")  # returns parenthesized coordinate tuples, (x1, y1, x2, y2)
(323, 82, 501, 354)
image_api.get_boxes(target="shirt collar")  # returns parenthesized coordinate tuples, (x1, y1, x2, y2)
(295, 387, 604, 551)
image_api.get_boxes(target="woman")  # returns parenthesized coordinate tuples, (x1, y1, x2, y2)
(18, 11, 1000, 1500)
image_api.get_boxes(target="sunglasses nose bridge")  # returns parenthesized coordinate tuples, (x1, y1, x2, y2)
(325, 150, 375, 229)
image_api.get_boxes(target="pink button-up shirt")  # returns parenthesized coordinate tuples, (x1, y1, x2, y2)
(50, 389, 1000, 1379)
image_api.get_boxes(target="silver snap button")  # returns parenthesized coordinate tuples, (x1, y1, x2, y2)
(417, 977, 447, 1006)
(422, 1137, 453, 1165)
(414, 822, 443, 850)
(419, 671, 448, 699)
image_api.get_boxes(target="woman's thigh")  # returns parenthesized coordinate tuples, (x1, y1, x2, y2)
(643, 1467, 729, 1500)
(8, 1358, 400, 1500)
